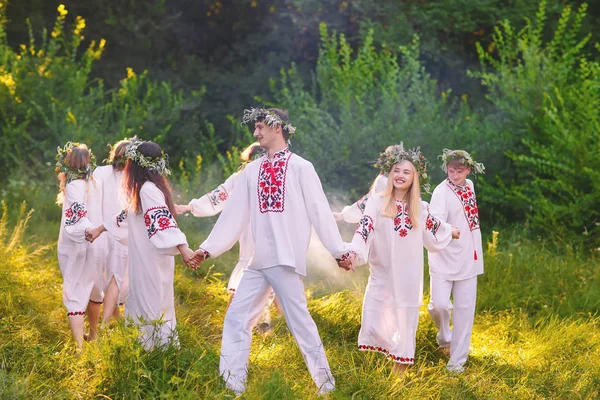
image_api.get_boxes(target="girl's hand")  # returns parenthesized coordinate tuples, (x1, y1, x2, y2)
(451, 226, 460, 239)
(174, 204, 192, 215)
(178, 244, 199, 269)
(86, 225, 106, 243)
(332, 212, 343, 222)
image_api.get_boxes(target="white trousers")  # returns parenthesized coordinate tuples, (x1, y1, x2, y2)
(427, 276, 477, 369)
(219, 266, 334, 394)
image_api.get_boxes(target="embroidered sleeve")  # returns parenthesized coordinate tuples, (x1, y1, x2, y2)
(425, 211, 442, 240)
(144, 206, 178, 239)
(207, 185, 229, 208)
(115, 210, 127, 227)
(356, 215, 374, 243)
(64, 202, 88, 227)
(357, 193, 370, 213)
(422, 202, 453, 253)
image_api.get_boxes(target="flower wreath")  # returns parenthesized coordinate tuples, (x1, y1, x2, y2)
(241, 108, 297, 136)
(55, 142, 96, 183)
(439, 149, 485, 175)
(374, 143, 431, 193)
(124, 138, 171, 176)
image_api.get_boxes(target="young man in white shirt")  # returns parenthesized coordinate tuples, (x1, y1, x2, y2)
(194, 108, 353, 395)
(427, 149, 485, 373)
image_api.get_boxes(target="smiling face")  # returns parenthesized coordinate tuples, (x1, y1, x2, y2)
(253, 120, 284, 152)
(391, 160, 414, 192)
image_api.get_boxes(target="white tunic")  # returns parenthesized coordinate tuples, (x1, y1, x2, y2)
(338, 175, 388, 223)
(201, 148, 349, 274)
(57, 179, 104, 314)
(350, 195, 453, 363)
(92, 165, 129, 302)
(428, 178, 484, 281)
(188, 171, 253, 292)
(105, 182, 188, 350)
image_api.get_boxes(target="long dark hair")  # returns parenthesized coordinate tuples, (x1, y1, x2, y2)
(123, 141, 175, 216)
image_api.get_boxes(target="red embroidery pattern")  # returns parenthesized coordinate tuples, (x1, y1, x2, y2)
(257, 149, 291, 213)
(425, 206, 442, 240)
(446, 179, 480, 231)
(393, 201, 412, 238)
(67, 311, 85, 317)
(358, 344, 415, 364)
(208, 185, 229, 208)
(338, 251, 356, 262)
(144, 206, 178, 238)
(356, 215, 374, 243)
(64, 202, 87, 226)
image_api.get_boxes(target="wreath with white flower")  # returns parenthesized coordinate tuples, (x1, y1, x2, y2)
(125, 138, 171, 176)
(374, 143, 431, 193)
(55, 142, 96, 183)
(241, 108, 297, 135)
(439, 149, 485, 174)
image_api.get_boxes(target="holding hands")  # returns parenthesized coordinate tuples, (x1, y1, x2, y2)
(85, 225, 106, 243)
(174, 204, 193, 215)
(337, 251, 356, 272)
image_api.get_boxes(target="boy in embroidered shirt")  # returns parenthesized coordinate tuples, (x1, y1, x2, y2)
(427, 149, 485, 373)
(194, 108, 353, 395)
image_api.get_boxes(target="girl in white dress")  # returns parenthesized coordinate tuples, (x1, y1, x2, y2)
(55, 142, 104, 349)
(86, 140, 198, 350)
(348, 144, 459, 375)
(92, 139, 132, 324)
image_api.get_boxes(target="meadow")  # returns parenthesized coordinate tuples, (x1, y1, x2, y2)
(1, 199, 599, 399)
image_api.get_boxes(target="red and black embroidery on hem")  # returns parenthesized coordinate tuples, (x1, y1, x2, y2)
(257, 148, 292, 213)
(64, 202, 87, 226)
(208, 185, 229, 208)
(356, 215, 374, 243)
(116, 210, 127, 227)
(144, 206, 178, 238)
(446, 179, 480, 231)
(358, 344, 415, 364)
(393, 201, 412, 238)
(67, 311, 85, 317)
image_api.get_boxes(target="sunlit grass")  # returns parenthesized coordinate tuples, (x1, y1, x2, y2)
(1, 204, 600, 398)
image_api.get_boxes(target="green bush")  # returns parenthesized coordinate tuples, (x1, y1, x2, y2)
(0, 4, 213, 180)
(470, 1, 599, 247)
(269, 23, 481, 199)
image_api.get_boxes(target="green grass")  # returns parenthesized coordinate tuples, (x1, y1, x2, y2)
(1, 203, 600, 399)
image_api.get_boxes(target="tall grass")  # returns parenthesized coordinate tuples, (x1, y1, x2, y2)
(1, 204, 599, 399)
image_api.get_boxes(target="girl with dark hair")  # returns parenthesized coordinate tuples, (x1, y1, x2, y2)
(86, 139, 198, 350)
(92, 138, 133, 325)
(55, 142, 104, 349)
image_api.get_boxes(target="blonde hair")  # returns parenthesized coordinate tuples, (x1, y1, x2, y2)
(107, 138, 133, 169)
(240, 142, 262, 162)
(379, 161, 421, 227)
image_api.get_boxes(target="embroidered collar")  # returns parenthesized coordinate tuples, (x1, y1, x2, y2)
(446, 178, 468, 191)
(268, 147, 291, 160)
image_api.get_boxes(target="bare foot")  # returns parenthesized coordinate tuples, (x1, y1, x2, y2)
(392, 363, 409, 376)
(439, 346, 450, 356)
